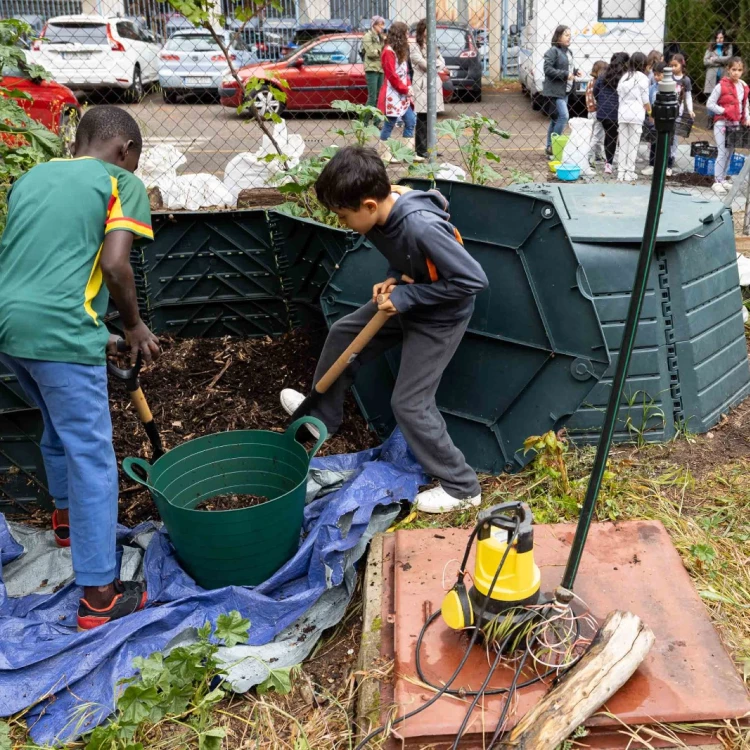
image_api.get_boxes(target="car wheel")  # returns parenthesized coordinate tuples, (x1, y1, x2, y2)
(531, 93, 542, 111)
(162, 89, 178, 104)
(521, 82, 528, 94)
(469, 86, 482, 103)
(249, 85, 286, 118)
(128, 67, 144, 103)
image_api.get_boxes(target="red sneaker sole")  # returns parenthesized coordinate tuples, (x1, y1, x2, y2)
(77, 590, 148, 631)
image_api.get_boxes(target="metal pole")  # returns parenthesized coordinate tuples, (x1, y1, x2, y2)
(561, 67, 679, 591)
(426, 0, 437, 158)
(501, 0, 509, 78)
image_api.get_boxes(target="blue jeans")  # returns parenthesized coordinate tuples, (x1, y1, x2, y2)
(380, 106, 416, 140)
(0, 354, 117, 586)
(547, 95, 569, 148)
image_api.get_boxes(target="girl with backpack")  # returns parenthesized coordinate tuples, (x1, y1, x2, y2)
(707, 56, 750, 194)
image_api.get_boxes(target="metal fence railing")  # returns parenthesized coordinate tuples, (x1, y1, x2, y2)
(2, 0, 749, 226)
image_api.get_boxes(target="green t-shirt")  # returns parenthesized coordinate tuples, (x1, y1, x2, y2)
(0, 157, 153, 366)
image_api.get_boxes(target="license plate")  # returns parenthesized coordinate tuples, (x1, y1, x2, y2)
(184, 76, 212, 85)
(61, 52, 90, 59)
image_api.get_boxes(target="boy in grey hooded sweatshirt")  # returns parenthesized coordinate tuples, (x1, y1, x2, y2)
(280, 146, 489, 513)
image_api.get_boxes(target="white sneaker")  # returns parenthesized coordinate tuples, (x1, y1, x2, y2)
(712, 182, 728, 195)
(641, 166, 654, 176)
(414, 485, 481, 514)
(280, 389, 320, 439)
(666, 168, 673, 177)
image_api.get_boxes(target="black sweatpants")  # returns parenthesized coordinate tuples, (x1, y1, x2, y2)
(415, 112, 428, 157)
(600, 118, 618, 165)
(308, 301, 480, 498)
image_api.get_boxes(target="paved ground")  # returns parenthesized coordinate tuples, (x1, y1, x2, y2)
(113, 89, 553, 178)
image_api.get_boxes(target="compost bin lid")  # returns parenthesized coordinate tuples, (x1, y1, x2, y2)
(319, 179, 610, 474)
(511, 183, 724, 243)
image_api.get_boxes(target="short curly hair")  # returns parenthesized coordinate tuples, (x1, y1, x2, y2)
(74, 105, 143, 151)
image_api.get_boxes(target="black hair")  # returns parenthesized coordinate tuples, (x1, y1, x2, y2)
(670, 53, 686, 70)
(710, 29, 727, 51)
(603, 51, 629, 88)
(653, 61, 666, 75)
(627, 51, 647, 76)
(551, 25, 569, 47)
(74, 105, 143, 151)
(315, 146, 391, 210)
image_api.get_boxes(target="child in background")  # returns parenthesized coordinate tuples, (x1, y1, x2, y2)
(586, 60, 608, 162)
(594, 51, 630, 175)
(646, 50, 663, 86)
(617, 52, 651, 182)
(707, 56, 750, 194)
(642, 62, 672, 176)
(615, 52, 651, 182)
(670, 54, 695, 169)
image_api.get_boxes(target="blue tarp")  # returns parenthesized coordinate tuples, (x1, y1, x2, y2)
(0, 430, 426, 746)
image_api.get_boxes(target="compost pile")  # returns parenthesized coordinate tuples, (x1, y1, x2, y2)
(110, 326, 378, 525)
(194, 494, 269, 511)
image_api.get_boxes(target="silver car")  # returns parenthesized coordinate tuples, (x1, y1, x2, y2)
(158, 30, 257, 102)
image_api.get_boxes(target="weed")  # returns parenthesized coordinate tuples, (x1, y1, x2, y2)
(435, 114, 510, 185)
(623, 390, 666, 448)
(330, 100, 383, 147)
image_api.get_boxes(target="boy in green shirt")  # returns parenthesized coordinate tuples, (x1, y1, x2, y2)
(0, 106, 160, 630)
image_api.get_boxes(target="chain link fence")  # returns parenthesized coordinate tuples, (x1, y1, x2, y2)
(2, 0, 750, 227)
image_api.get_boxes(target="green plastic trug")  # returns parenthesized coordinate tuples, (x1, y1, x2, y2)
(123, 417, 327, 589)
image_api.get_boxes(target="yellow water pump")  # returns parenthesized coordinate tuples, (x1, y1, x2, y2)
(441, 502, 541, 631)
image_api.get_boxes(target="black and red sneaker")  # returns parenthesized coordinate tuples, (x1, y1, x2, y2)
(77, 580, 148, 631)
(51, 509, 70, 548)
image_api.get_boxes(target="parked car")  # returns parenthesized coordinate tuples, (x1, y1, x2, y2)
(228, 17, 295, 61)
(220, 33, 453, 115)
(28, 14, 161, 99)
(1, 63, 80, 135)
(282, 19, 353, 56)
(435, 23, 482, 101)
(159, 29, 257, 102)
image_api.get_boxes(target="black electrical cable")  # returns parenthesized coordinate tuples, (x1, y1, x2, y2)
(415, 605, 581, 697)
(353, 515, 521, 750)
(486, 646, 532, 750)
(451, 636, 510, 750)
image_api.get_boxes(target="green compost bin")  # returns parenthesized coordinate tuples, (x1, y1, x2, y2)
(123, 417, 327, 589)
(320, 182, 611, 475)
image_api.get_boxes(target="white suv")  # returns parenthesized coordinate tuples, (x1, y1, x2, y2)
(29, 15, 161, 99)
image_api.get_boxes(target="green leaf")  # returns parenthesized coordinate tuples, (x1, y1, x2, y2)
(257, 665, 296, 695)
(118, 685, 160, 726)
(484, 151, 501, 162)
(131, 653, 164, 688)
(0, 721, 11, 750)
(215, 611, 251, 647)
(278, 182, 306, 195)
(197, 621, 212, 641)
(198, 727, 226, 750)
(84, 724, 120, 750)
(198, 687, 226, 708)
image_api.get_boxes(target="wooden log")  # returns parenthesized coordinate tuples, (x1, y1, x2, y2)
(236, 187, 285, 209)
(498, 610, 655, 750)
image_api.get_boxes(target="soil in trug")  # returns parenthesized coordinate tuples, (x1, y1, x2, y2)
(194, 493, 270, 511)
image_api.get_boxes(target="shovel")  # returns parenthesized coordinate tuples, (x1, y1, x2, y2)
(289, 306, 392, 433)
(108, 338, 165, 462)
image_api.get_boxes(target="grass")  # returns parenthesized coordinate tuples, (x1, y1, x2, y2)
(5, 413, 750, 748)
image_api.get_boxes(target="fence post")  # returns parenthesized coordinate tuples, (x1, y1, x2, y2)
(426, 0, 437, 159)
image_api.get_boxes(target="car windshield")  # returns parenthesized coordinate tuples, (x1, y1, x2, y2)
(46, 22, 108, 44)
(437, 28, 469, 54)
(166, 35, 222, 51)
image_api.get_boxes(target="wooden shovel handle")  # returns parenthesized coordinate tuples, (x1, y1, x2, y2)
(315, 310, 391, 394)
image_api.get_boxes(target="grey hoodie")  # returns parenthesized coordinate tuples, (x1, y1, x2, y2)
(366, 188, 489, 322)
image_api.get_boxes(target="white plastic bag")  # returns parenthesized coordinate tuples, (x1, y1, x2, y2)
(224, 152, 276, 201)
(160, 174, 235, 211)
(434, 163, 467, 181)
(136, 145, 187, 188)
(737, 252, 750, 287)
(255, 121, 305, 166)
(562, 118, 595, 176)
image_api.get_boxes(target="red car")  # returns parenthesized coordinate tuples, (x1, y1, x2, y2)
(1, 64, 79, 135)
(220, 33, 452, 115)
